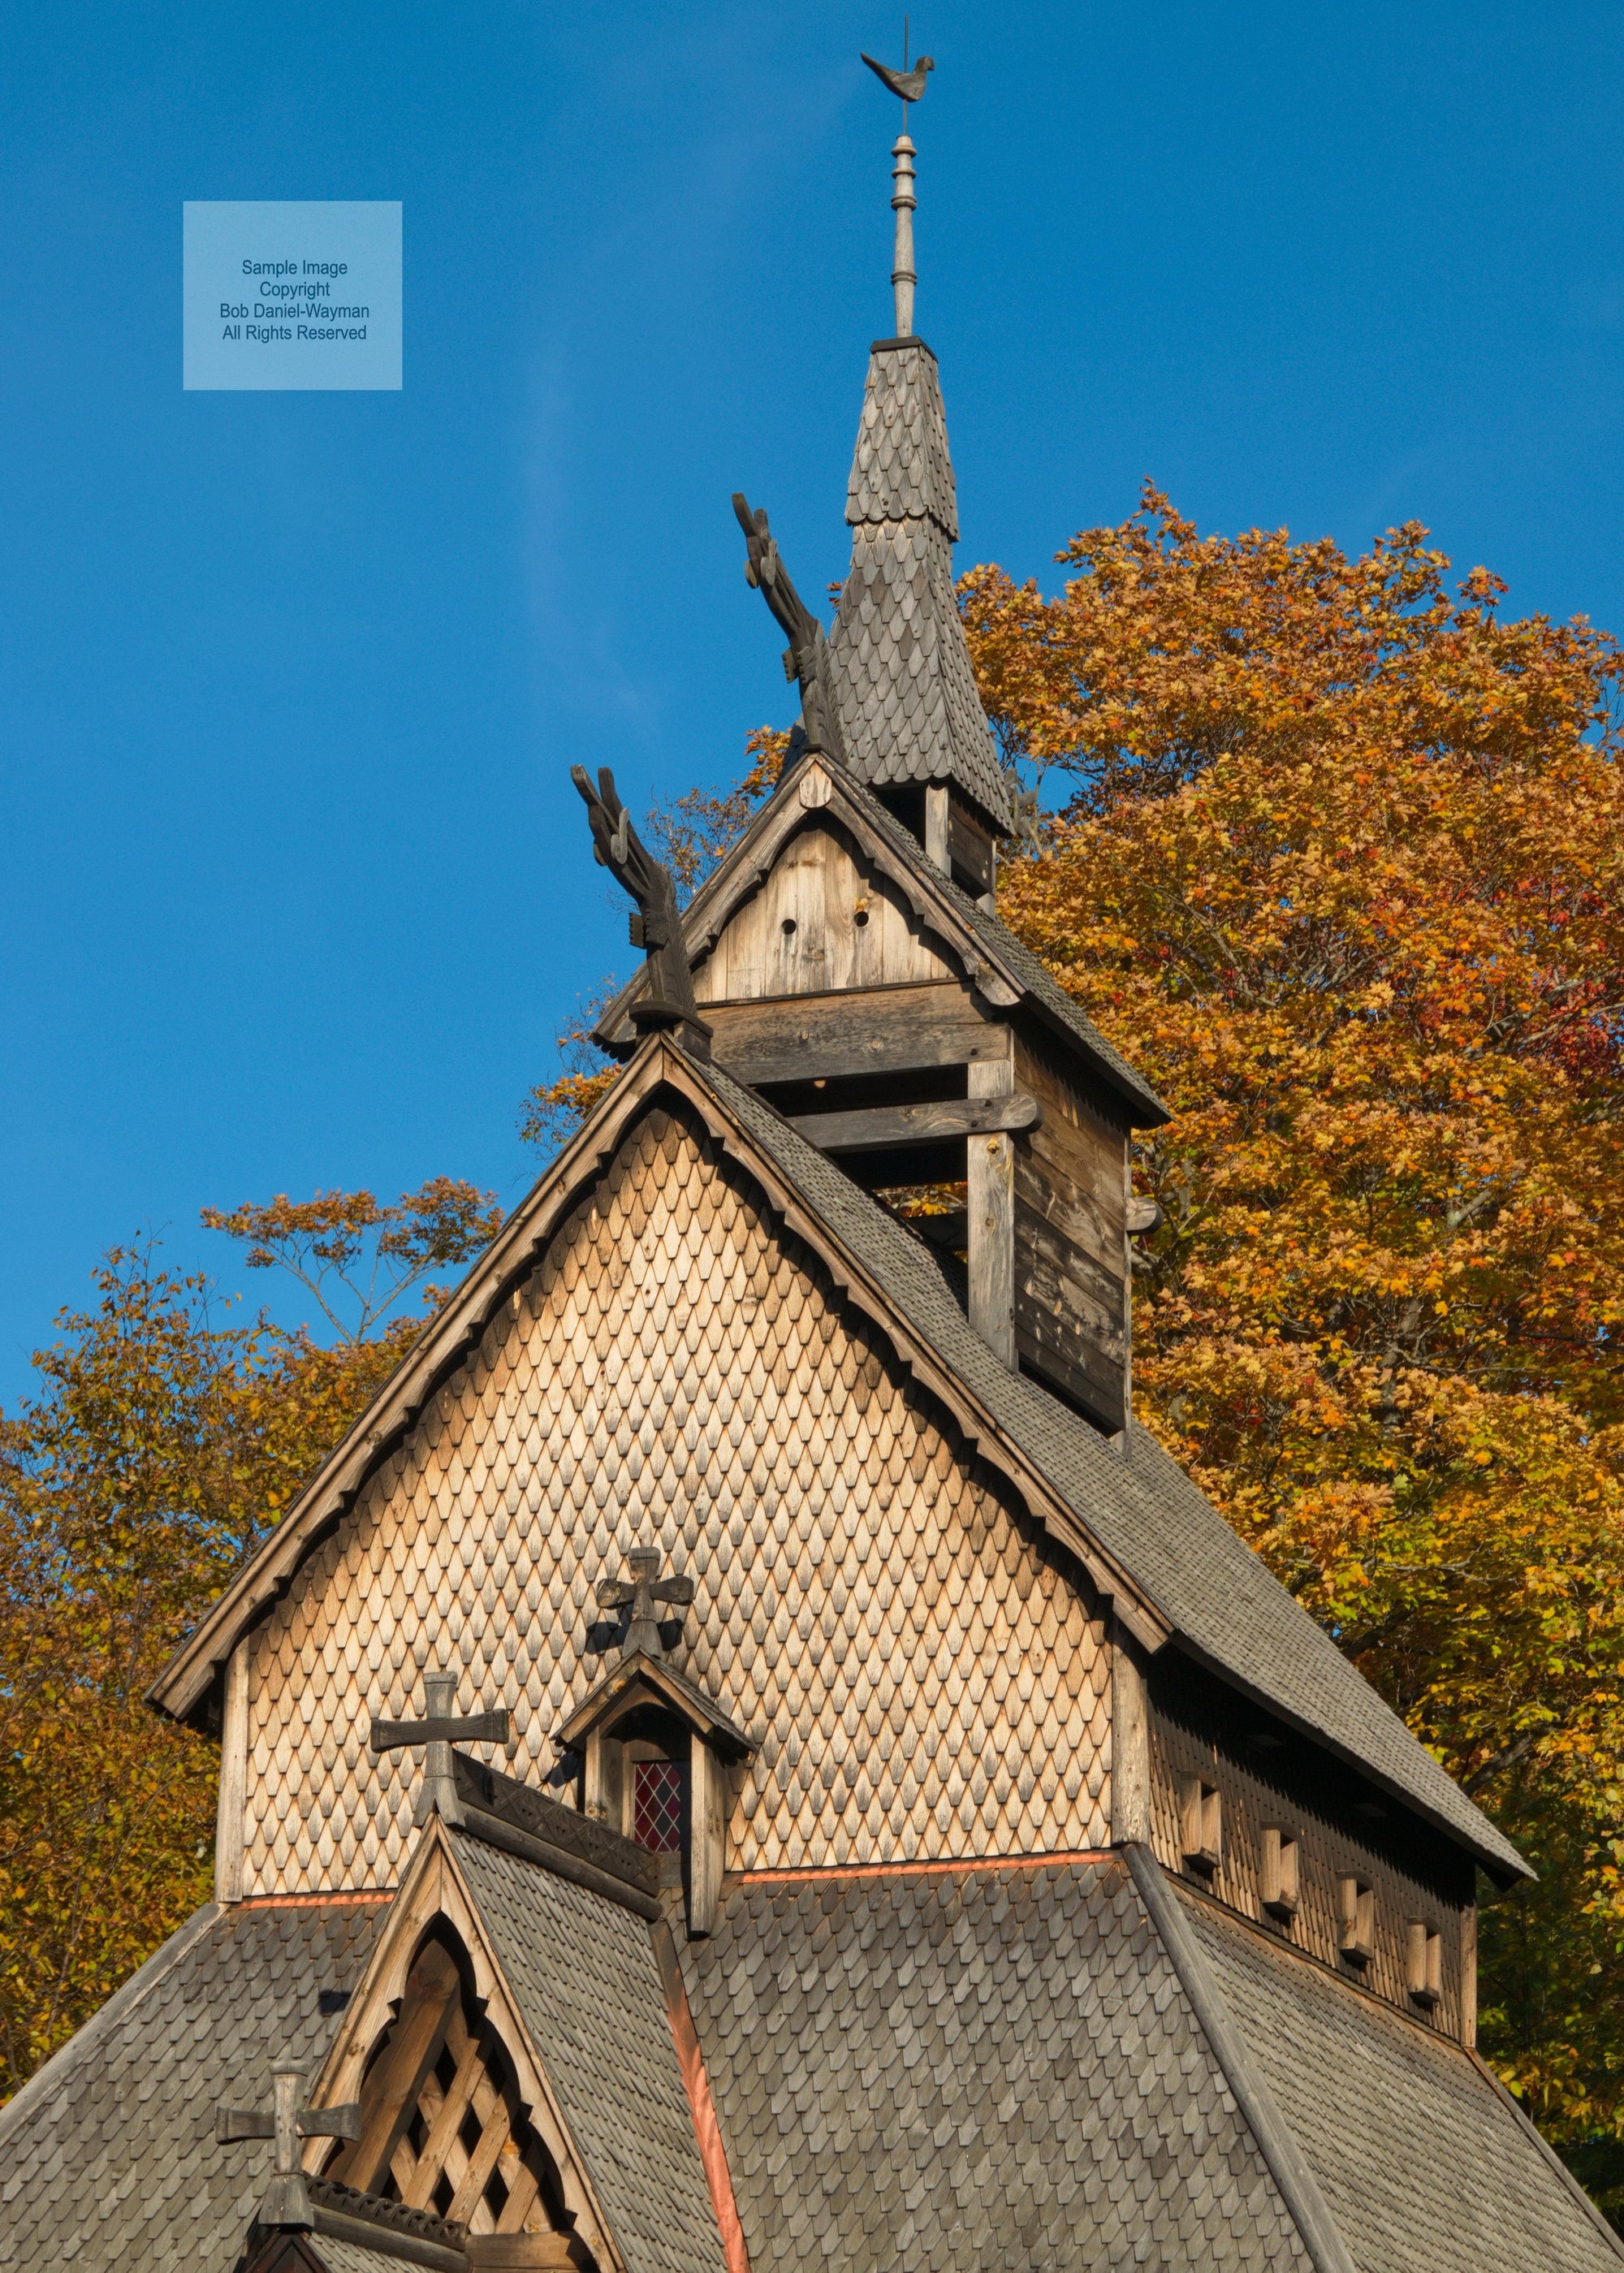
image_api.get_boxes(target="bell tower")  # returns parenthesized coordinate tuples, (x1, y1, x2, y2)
(594, 60, 1168, 1434)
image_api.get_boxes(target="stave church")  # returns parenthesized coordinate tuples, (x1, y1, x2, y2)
(3, 53, 1618, 2273)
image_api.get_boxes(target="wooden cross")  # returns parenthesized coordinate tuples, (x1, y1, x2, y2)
(216, 2067, 360, 2231)
(369, 1666, 511, 1829)
(596, 1545, 696, 1662)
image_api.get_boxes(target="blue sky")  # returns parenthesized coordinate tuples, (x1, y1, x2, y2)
(2, 0, 1621, 1399)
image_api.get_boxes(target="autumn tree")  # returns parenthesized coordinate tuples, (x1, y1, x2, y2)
(0, 1178, 501, 2099)
(965, 488, 1624, 2184)
(521, 489, 1624, 2190)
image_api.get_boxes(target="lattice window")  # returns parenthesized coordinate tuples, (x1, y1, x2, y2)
(632, 1757, 684, 1852)
(323, 1934, 571, 2245)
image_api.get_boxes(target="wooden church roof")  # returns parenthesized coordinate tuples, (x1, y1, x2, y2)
(148, 1035, 1523, 1882)
(2, 1813, 1611, 2273)
(826, 338, 1016, 835)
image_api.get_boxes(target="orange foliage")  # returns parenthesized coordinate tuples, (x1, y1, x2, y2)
(972, 490, 1624, 2154)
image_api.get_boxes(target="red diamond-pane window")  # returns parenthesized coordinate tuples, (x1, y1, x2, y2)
(632, 1759, 683, 1852)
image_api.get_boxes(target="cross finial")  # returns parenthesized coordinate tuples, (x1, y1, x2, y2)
(216, 2067, 361, 2231)
(596, 1544, 697, 1661)
(369, 1666, 512, 1829)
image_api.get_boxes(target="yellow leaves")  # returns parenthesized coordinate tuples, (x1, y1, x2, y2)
(979, 486, 1624, 2145)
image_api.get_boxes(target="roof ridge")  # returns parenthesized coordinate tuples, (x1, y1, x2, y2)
(1125, 1845, 1358, 2273)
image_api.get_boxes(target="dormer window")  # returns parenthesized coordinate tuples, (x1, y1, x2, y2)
(557, 1552, 756, 1937)
(1178, 1775, 1222, 1873)
(1261, 1826, 1299, 1922)
(1339, 1875, 1375, 1964)
(1407, 1921, 1443, 2009)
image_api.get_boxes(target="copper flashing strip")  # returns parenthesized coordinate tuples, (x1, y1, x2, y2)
(733, 1847, 1113, 1885)
(650, 1919, 751, 2273)
(231, 1889, 396, 1909)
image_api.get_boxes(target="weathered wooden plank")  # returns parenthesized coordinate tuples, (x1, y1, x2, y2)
(1013, 1215, 1127, 1427)
(328, 1942, 461, 2193)
(693, 822, 952, 1001)
(1013, 1202, 1126, 1342)
(790, 1092, 1039, 1156)
(966, 1056, 1016, 1367)
(924, 785, 950, 874)
(707, 980, 1004, 1087)
(213, 1640, 248, 1903)
(1014, 1036, 1127, 1279)
(1110, 1621, 1152, 1844)
(689, 1732, 725, 1937)
(948, 799, 993, 893)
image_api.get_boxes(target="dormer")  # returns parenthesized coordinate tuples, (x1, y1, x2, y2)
(556, 1549, 757, 1937)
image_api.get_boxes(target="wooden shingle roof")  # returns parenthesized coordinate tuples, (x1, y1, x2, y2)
(827, 339, 1016, 834)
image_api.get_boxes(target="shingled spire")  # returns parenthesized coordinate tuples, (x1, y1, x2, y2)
(828, 54, 1016, 871)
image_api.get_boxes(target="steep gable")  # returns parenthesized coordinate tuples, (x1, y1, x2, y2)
(690, 816, 957, 1001)
(226, 1086, 1112, 1899)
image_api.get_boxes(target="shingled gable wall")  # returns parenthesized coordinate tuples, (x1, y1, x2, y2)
(237, 1093, 1111, 1898)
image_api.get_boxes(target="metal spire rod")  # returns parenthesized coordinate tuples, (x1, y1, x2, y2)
(891, 134, 917, 338)
(860, 41, 935, 339)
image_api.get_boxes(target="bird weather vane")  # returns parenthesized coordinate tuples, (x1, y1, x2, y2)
(861, 22, 934, 117)
(860, 31, 932, 339)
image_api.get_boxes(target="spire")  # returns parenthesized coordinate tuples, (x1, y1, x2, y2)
(827, 50, 1015, 843)
(890, 134, 917, 337)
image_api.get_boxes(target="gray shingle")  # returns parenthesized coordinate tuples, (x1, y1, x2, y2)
(447, 1831, 723, 2273)
(1181, 1890, 1624, 2273)
(679, 1858, 1311, 2273)
(0, 1898, 384, 2273)
(829, 340, 1015, 834)
(693, 1053, 1526, 1880)
(302, 2239, 433, 2273)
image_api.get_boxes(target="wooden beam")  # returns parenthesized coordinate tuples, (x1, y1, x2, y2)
(402, 2019, 484, 2210)
(789, 1092, 1039, 1156)
(1110, 1622, 1151, 1844)
(689, 1734, 725, 1938)
(966, 1055, 1017, 1364)
(705, 979, 1002, 1087)
(924, 784, 950, 873)
(214, 1640, 248, 1903)
(327, 1942, 462, 2194)
(447, 2097, 512, 2226)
